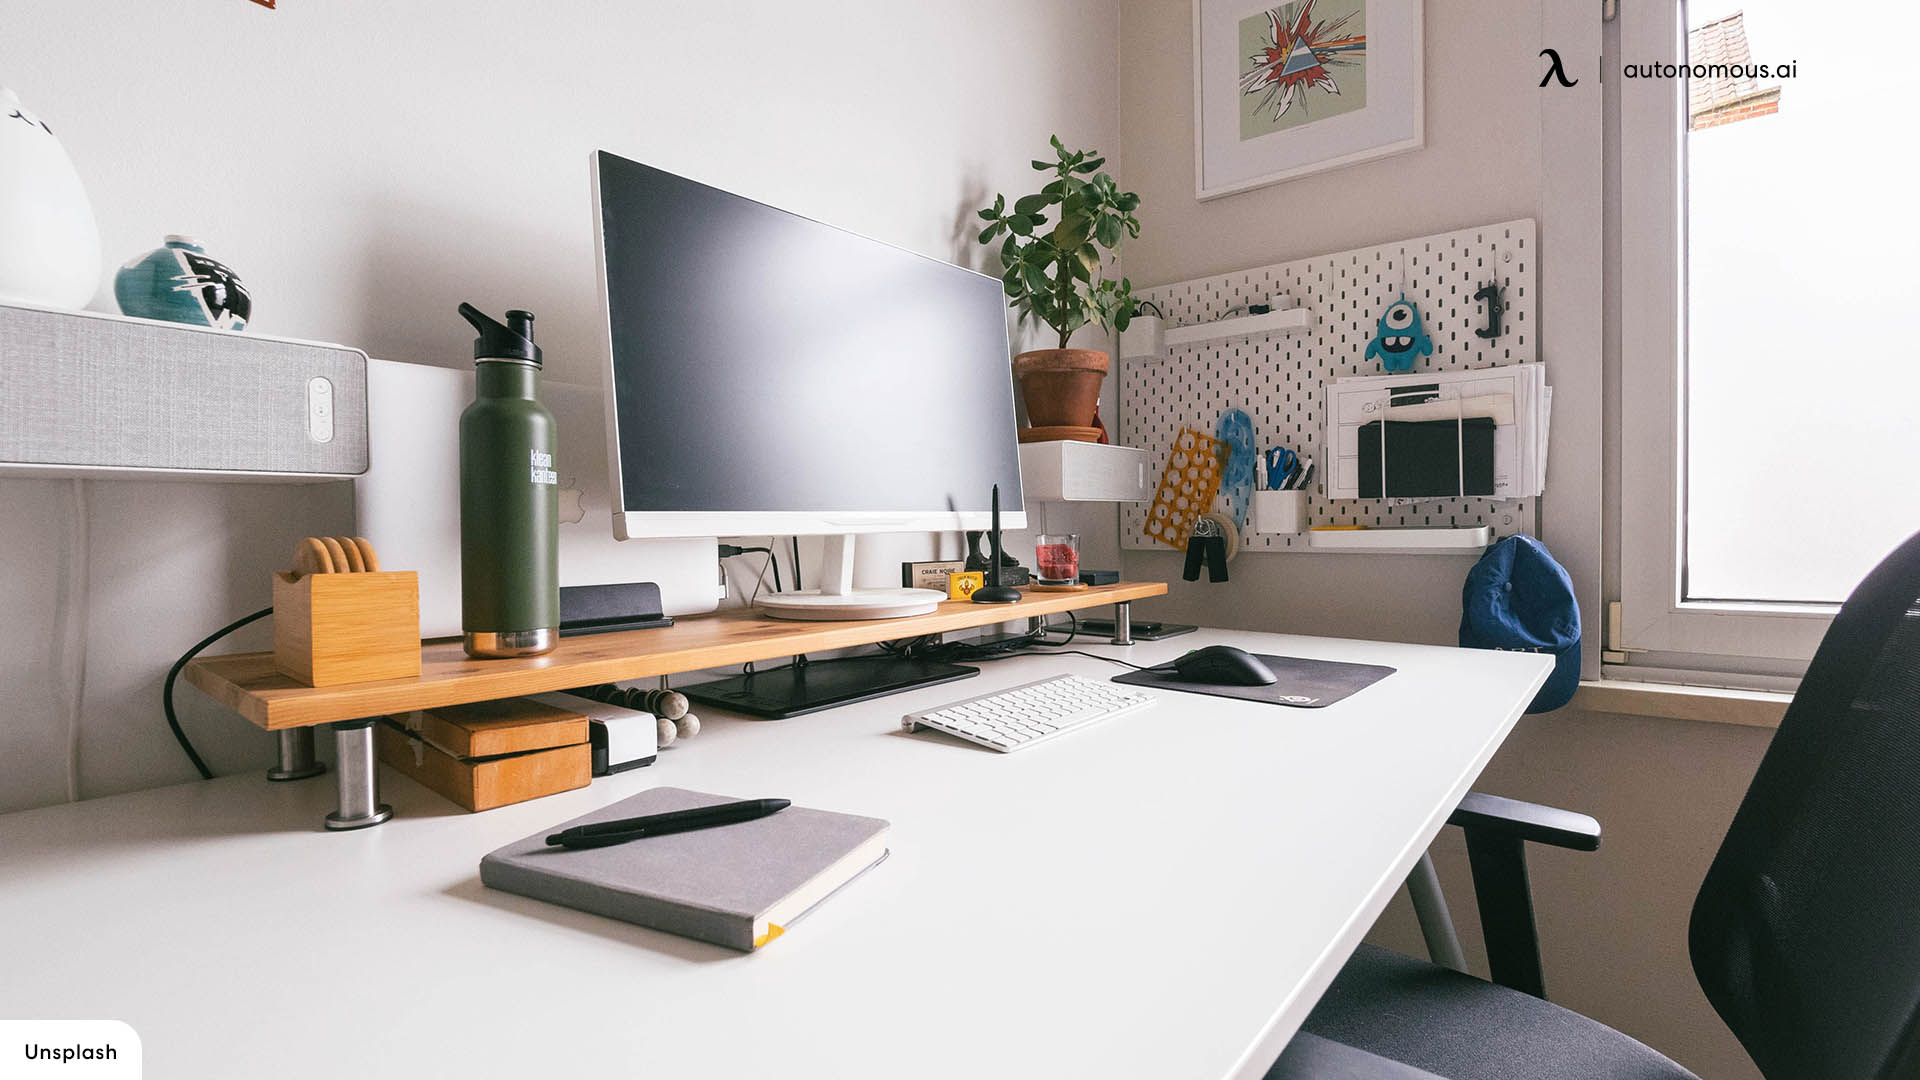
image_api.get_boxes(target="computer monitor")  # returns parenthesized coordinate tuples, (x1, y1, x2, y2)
(590, 149, 1026, 622)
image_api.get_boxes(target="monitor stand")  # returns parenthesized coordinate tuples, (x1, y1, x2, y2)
(756, 534, 946, 620)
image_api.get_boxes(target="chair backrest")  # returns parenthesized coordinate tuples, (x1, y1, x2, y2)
(1690, 531, 1920, 1079)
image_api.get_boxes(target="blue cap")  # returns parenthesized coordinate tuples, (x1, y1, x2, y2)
(1460, 534, 1581, 713)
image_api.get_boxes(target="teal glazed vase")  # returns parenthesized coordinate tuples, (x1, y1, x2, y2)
(113, 235, 251, 331)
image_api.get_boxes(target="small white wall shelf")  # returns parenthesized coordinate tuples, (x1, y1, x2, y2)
(1160, 307, 1311, 348)
(1017, 440, 1149, 502)
(1306, 526, 1493, 555)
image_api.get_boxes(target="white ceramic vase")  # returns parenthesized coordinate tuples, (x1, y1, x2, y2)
(0, 87, 101, 310)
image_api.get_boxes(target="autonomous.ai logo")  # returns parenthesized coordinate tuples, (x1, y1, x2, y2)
(1539, 48, 1577, 88)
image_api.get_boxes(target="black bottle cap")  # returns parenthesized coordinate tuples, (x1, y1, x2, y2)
(458, 302, 543, 366)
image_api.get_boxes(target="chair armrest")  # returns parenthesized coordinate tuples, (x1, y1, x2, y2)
(1446, 791, 1602, 999)
(1266, 1032, 1447, 1080)
(1449, 791, 1601, 852)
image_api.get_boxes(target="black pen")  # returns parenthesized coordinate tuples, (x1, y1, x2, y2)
(545, 798, 791, 849)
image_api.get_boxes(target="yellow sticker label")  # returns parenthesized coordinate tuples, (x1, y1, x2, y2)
(754, 923, 787, 948)
(947, 571, 985, 600)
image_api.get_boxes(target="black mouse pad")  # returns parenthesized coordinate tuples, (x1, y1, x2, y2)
(1111, 654, 1395, 708)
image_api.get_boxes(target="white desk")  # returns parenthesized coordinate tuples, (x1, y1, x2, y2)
(0, 629, 1548, 1080)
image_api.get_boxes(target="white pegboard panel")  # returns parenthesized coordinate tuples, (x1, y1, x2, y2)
(1120, 218, 1538, 552)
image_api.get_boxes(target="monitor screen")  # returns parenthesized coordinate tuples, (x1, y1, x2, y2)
(592, 151, 1025, 538)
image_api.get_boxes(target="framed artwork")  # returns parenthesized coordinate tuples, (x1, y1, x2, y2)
(1192, 0, 1423, 200)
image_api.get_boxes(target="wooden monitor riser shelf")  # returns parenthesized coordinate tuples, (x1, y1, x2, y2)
(183, 582, 1166, 830)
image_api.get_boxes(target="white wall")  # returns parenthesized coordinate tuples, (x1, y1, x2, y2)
(1, 0, 1121, 812)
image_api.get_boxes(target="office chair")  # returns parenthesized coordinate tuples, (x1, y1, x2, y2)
(1270, 529, 1920, 1079)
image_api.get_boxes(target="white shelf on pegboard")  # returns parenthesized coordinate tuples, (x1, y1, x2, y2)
(1161, 307, 1311, 348)
(1307, 526, 1494, 555)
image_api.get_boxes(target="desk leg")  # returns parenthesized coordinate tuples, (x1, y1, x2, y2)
(323, 720, 392, 831)
(1406, 851, 1468, 972)
(266, 728, 326, 782)
(1110, 602, 1134, 646)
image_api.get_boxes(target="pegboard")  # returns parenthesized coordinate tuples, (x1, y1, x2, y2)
(1120, 218, 1538, 552)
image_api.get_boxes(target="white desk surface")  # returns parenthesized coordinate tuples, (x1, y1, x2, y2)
(0, 628, 1549, 1080)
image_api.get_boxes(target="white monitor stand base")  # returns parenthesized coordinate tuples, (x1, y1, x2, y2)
(756, 534, 945, 621)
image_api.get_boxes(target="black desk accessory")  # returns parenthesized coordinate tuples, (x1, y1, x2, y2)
(1183, 517, 1230, 583)
(1112, 654, 1395, 708)
(546, 797, 790, 850)
(970, 484, 1022, 604)
(1474, 282, 1505, 339)
(558, 581, 674, 636)
(682, 655, 978, 719)
(1074, 617, 1198, 641)
(964, 530, 1031, 585)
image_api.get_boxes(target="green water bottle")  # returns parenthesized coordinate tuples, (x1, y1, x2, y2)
(457, 302, 559, 658)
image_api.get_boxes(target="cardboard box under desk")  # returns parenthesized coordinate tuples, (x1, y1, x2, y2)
(375, 699, 591, 812)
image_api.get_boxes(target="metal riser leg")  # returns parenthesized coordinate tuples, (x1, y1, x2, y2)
(1111, 601, 1134, 646)
(324, 720, 392, 831)
(266, 728, 326, 782)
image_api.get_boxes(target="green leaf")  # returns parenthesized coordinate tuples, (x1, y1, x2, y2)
(1030, 159, 1052, 170)
(1117, 192, 1140, 211)
(1013, 193, 1050, 216)
(977, 207, 997, 221)
(977, 224, 1001, 244)
(1073, 156, 1105, 173)
(1000, 235, 1020, 264)
(1023, 262, 1050, 293)
(1078, 243, 1099, 272)
(1008, 215, 1033, 237)
(1094, 215, 1121, 248)
(1050, 134, 1066, 153)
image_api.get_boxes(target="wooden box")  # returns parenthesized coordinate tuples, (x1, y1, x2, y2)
(376, 698, 591, 812)
(272, 570, 421, 687)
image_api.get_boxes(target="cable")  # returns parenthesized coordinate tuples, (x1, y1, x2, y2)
(164, 606, 272, 780)
(719, 542, 783, 603)
(790, 536, 803, 591)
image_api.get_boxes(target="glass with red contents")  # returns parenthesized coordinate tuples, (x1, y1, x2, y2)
(1034, 533, 1080, 585)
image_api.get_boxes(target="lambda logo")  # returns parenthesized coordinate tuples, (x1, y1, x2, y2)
(1540, 48, 1578, 88)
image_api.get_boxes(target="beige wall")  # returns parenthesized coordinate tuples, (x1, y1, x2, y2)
(0, 0, 1121, 812)
(1116, 2, 1764, 1076)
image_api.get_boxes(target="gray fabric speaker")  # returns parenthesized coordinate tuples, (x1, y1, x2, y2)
(0, 303, 367, 480)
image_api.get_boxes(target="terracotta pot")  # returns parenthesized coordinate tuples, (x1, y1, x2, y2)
(1012, 349, 1109, 429)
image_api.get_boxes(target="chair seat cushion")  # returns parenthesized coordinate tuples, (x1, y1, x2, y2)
(1290, 945, 1700, 1080)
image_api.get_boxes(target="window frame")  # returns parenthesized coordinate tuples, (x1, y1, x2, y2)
(1614, 0, 1832, 671)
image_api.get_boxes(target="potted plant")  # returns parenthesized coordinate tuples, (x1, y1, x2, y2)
(977, 136, 1140, 442)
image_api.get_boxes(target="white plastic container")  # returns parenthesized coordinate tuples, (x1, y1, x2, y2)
(1253, 489, 1308, 534)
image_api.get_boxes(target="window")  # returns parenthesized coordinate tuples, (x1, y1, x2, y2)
(1616, 0, 1920, 673)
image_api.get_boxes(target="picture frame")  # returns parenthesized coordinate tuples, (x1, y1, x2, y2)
(1192, 0, 1424, 200)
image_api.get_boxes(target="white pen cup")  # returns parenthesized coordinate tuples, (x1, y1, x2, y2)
(1253, 489, 1309, 535)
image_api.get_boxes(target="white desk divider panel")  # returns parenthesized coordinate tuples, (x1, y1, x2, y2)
(1120, 218, 1538, 552)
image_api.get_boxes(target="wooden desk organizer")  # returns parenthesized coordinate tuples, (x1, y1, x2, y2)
(273, 570, 421, 686)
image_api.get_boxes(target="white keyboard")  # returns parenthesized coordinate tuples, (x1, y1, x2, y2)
(902, 674, 1156, 752)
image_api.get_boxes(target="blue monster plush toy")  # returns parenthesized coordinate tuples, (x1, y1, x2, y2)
(1364, 294, 1434, 373)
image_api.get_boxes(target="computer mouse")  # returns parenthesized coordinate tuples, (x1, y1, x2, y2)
(1169, 645, 1277, 687)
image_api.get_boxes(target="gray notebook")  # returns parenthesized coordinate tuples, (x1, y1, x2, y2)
(480, 787, 890, 951)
